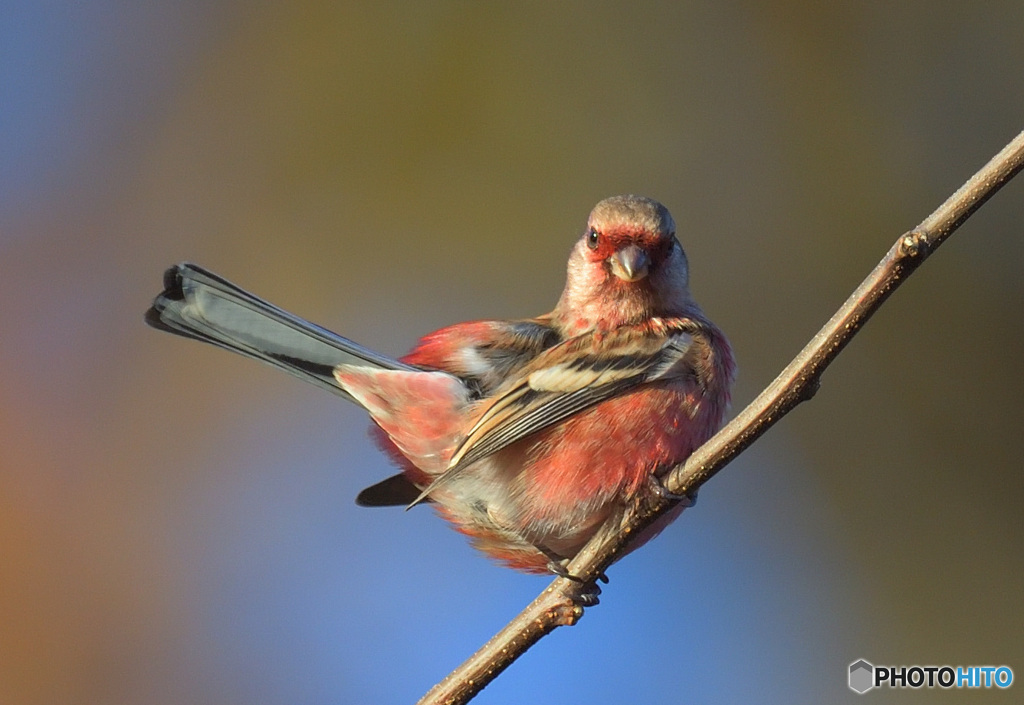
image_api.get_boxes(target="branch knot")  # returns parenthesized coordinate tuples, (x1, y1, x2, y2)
(899, 229, 931, 260)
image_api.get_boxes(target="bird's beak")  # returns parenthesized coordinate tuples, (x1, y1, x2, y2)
(609, 244, 650, 282)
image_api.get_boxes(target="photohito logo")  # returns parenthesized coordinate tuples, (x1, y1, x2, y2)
(848, 659, 1013, 693)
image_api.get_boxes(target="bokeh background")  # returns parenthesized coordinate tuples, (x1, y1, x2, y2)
(2, 2, 1022, 703)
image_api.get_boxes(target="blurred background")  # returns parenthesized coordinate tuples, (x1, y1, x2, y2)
(1, 2, 1022, 703)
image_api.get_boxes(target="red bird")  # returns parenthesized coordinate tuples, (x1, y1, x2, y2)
(147, 195, 735, 574)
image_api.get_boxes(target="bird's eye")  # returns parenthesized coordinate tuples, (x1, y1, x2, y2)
(587, 229, 600, 250)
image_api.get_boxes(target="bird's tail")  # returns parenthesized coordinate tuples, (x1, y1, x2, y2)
(145, 263, 415, 400)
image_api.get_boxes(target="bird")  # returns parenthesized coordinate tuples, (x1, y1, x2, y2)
(146, 195, 735, 575)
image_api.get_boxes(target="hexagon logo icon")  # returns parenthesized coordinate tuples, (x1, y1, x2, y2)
(849, 659, 874, 694)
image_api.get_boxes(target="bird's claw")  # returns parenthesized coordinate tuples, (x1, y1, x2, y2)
(546, 560, 606, 605)
(546, 559, 572, 579)
(648, 475, 698, 507)
(546, 559, 608, 583)
(577, 582, 602, 606)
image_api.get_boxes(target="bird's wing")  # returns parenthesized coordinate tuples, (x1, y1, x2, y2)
(408, 319, 698, 506)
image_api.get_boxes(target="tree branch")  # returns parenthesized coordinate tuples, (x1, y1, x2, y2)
(416, 129, 1024, 705)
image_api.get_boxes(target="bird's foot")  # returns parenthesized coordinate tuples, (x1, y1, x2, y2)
(545, 559, 607, 606)
(647, 474, 698, 507)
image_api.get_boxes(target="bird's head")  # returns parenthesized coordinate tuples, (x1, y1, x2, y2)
(556, 195, 693, 333)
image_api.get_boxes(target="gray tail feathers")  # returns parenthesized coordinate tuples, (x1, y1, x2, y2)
(145, 263, 415, 400)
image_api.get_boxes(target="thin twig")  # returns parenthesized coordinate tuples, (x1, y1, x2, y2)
(417, 129, 1024, 705)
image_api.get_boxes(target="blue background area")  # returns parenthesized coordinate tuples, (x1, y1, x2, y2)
(1, 3, 1021, 703)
